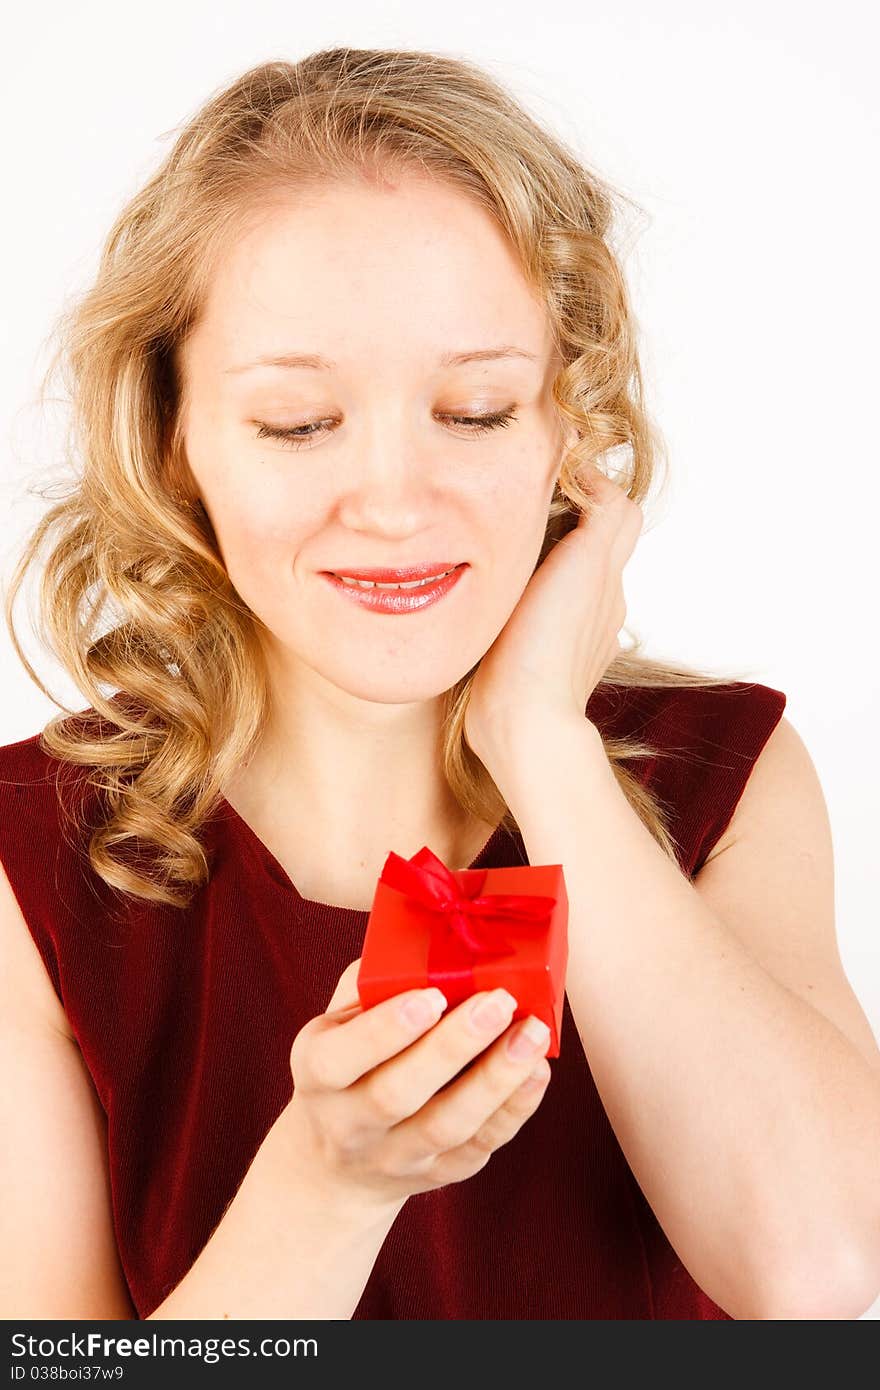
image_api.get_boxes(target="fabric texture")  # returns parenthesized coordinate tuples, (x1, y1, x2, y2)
(0, 679, 787, 1319)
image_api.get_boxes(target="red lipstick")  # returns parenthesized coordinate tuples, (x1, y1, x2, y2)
(320, 562, 468, 615)
(325, 562, 461, 582)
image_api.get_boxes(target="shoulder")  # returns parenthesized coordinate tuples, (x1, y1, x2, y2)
(640, 679, 787, 748)
(588, 679, 789, 878)
(589, 678, 788, 807)
(588, 678, 786, 745)
(0, 725, 65, 834)
(700, 708, 805, 862)
(668, 680, 788, 857)
(0, 724, 89, 1046)
(0, 830, 77, 1044)
(0, 713, 103, 816)
(0, 725, 50, 776)
(0, 728, 90, 865)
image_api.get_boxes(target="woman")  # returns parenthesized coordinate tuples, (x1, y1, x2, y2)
(2, 48, 879, 1321)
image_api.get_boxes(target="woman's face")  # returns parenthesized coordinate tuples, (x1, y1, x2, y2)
(178, 173, 573, 704)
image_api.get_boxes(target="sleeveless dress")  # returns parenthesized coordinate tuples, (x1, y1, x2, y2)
(0, 679, 787, 1319)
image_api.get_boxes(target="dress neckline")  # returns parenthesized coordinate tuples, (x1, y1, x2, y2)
(214, 792, 518, 919)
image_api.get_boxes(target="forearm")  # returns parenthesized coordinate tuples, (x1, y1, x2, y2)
(495, 718, 880, 1320)
(147, 1103, 404, 1320)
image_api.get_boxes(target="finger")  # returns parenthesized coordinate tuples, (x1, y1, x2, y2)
(324, 957, 363, 1014)
(368, 1005, 552, 1155)
(615, 497, 644, 555)
(325, 1000, 364, 1026)
(581, 488, 642, 569)
(458, 1057, 552, 1150)
(575, 463, 641, 529)
(574, 460, 623, 502)
(351, 989, 524, 1128)
(298, 984, 451, 1092)
(419, 1060, 552, 1185)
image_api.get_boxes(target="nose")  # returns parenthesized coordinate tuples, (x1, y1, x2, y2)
(335, 416, 439, 537)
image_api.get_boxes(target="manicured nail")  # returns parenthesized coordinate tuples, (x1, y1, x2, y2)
(506, 1016, 551, 1060)
(469, 989, 517, 1033)
(400, 988, 447, 1029)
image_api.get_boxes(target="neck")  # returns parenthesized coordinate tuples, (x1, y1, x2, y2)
(221, 661, 498, 907)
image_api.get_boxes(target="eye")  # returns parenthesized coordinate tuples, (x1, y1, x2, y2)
(255, 420, 331, 447)
(253, 408, 519, 451)
(445, 409, 518, 436)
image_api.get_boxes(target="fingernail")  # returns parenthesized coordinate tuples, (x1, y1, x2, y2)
(506, 1015, 551, 1060)
(469, 988, 517, 1033)
(523, 1059, 552, 1089)
(400, 988, 447, 1029)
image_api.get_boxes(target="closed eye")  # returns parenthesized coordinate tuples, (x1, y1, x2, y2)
(254, 409, 518, 450)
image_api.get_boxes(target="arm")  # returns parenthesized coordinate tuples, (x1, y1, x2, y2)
(148, 1103, 405, 1320)
(1, 854, 401, 1322)
(491, 714, 880, 1321)
(1, 861, 137, 1320)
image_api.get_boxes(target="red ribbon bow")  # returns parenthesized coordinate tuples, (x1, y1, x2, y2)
(379, 845, 557, 1003)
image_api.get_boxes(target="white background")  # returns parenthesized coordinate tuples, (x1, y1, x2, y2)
(2, 0, 878, 1317)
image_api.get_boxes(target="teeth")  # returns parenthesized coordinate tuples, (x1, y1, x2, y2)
(336, 569, 455, 590)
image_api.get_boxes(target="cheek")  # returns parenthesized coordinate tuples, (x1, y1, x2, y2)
(480, 445, 556, 550)
(198, 453, 317, 555)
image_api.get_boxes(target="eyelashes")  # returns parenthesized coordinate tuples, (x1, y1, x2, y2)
(254, 408, 518, 451)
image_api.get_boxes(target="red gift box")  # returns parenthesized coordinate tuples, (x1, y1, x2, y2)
(356, 845, 568, 1057)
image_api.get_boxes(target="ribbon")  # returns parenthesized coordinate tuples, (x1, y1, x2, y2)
(379, 845, 557, 1002)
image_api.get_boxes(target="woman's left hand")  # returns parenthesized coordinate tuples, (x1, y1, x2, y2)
(463, 462, 644, 768)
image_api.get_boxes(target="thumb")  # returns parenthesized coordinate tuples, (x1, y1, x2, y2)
(324, 956, 363, 1016)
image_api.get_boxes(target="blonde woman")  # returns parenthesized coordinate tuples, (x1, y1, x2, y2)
(2, 49, 879, 1321)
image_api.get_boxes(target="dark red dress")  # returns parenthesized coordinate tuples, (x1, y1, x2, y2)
(0, 680, 786, 1318)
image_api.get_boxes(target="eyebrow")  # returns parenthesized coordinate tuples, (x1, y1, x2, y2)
(223, 346, 540, 374)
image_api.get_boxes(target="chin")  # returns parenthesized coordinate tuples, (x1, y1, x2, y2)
(316, 654, 477, 706)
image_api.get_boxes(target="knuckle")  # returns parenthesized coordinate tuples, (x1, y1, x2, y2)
(462, 1143, 495, 1175)
(479, 1064, 512, 1106)
(466, 1126, 498, 1157)
(365, 1072, 406, 1124)
(288, 1025, 313, 1078)
(398, 1147, 435, 1181)
(499, 1090, 533, 1123)
(419, 1113, 459, 1155)
(301, 1041, 340, 1093)
(423, 1036, 474, 1092)
(433, 1024, 473, 1069)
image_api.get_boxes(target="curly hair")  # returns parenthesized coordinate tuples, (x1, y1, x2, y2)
(4, 47, 754, 908)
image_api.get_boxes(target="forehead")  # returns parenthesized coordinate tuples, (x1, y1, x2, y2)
(189, 176, 555, 375)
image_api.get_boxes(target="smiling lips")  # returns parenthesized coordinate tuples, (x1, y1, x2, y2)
(326, 562, 463, 587)
(321, 562, 467, 612)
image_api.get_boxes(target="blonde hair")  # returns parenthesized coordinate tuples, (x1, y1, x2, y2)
(4, 48, 754, 909)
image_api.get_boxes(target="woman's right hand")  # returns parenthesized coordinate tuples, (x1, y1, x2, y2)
(283, 958, 554, 1212)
